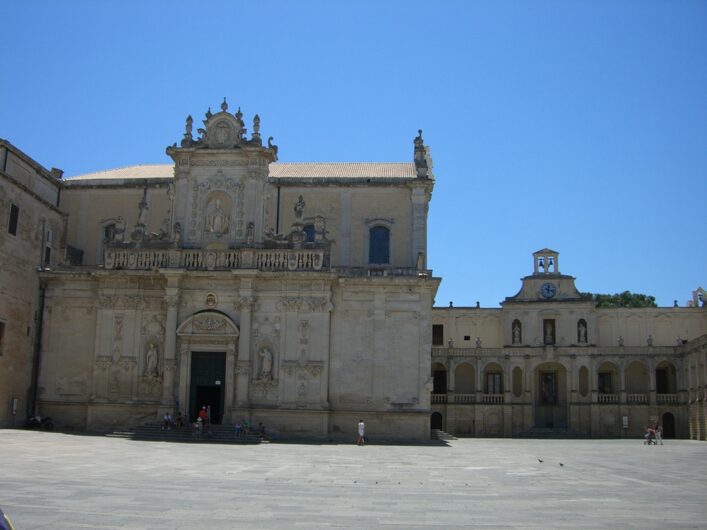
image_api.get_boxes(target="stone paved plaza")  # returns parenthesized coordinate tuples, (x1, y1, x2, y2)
(0, 431, 705, 529)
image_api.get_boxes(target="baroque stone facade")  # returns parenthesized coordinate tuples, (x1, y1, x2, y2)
(1, 103, 705, 441)
(23, 100, 440, 441)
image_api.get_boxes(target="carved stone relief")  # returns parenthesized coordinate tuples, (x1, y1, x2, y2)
(141, 314, 165, 336)
(193, 315, 227, 332)
(55, 375, 87, 397)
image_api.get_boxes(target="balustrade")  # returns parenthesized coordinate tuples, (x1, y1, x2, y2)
(482, 394, 504, 404)
(104, 247, 327, 272)
(431, 394, 447, 404)
(627, 393, 648, 404)
(453, 393, 477, 404)
(657, 393, 678, 404)
(598, 393, 619, 404)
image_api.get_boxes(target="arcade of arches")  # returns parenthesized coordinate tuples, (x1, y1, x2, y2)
(430, 249, 707, 440)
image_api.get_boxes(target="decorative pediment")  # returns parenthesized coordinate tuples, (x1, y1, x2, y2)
(166, 98, 278, 159)
(176, 310, 239, 337)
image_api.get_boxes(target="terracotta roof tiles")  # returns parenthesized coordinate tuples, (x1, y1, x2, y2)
(66, 162, 416, 183)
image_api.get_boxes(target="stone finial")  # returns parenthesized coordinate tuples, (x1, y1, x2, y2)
(251, 114, 262, 145)
(475, 337, 482, 348)
(221, 97, 228, 112)
(647, 334, 653, 346)
(181, 115, 194, 147)
(205, 107, 213, 119)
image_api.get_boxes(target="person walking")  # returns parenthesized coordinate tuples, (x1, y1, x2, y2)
(357, 419, 365, 446)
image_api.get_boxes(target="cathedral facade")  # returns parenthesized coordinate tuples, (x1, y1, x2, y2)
(13, 100, 439, 441)
(1, 101, 705, 440)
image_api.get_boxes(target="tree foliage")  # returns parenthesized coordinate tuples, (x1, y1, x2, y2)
(581, 291, 657, 308)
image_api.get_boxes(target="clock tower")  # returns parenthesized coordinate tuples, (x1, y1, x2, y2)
(502, 248, 585, 303)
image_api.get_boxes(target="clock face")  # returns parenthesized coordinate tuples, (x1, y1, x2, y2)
(540, 282, 557, 299)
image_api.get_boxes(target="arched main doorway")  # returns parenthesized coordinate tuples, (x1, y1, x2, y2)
(534, 362, 568, 428)
(176, 310, 240, 425)
(662, 412, 675, 438)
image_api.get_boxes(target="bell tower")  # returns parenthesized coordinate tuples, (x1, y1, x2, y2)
(533, 248, 559, 275)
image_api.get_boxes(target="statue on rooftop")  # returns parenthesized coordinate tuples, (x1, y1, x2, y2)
(414, 129, 429, 179)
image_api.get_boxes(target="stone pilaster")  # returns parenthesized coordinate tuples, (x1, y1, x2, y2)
(160, 271, 182, 411)
(235, 286, 256, 409)
(224, 344, 237, 420)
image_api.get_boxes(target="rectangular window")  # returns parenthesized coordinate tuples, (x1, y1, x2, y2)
(432, 324, 444, 346)
(8, 204, 19, 235)
(0, 321, 5, 356)
(463, 335, 470, 341)
(598, 372, 613, 394)
(486, 373, 502, 394)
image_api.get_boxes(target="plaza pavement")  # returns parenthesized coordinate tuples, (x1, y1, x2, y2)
(0, 430, 705, 529)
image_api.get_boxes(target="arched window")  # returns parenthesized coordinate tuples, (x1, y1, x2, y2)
(369, 226, 390, 264)
(302, 224, 315, 243)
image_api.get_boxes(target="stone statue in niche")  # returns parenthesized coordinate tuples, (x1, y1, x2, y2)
(544, 322, 554, 344)
(258, 348, 273, 381)
(512, 322, 521, 344)
(114, 216, 126, 243)
(173, 222, 182, 245)
(294, 195, 305, 220)
(578, 321, 587, 344)
(313, 215, 327, 243)
(145, 343, 158, 377)
(207, 199, 229, 236)
(246, 222, 255, 245)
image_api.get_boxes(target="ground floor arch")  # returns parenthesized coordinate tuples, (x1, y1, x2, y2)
(662, 412, 675, 438)
(534, 362, 568, 428)
(431, 411, 443, 430)
(176, 311, 239, 424)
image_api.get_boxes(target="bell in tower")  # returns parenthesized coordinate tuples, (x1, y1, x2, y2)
(533, 248, 560, 275)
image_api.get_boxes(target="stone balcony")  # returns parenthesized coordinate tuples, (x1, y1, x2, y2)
(102, 247, 433, 277)
(104, 247, 328, 272)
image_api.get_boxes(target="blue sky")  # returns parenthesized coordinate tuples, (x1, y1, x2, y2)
(1, 1, 705, 307)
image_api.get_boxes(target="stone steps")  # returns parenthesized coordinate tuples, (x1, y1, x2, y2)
(109, 422, 262, 444)
(514, 427, 590, 439)
(431, 429, 457, 441)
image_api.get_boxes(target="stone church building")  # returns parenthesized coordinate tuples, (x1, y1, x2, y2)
(1, 100, 705, 441)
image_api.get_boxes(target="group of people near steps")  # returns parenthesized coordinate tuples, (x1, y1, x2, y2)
(164, 408, 368, 444)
